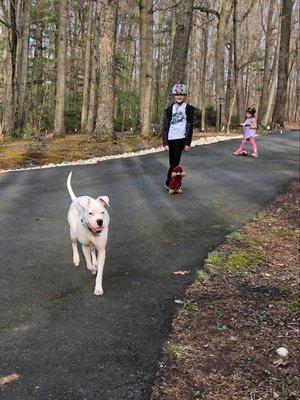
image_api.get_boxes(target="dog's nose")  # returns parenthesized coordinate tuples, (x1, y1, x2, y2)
(96, 219, 103, 226)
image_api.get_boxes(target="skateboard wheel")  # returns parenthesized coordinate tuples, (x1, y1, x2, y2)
(171, 171, 186, 178)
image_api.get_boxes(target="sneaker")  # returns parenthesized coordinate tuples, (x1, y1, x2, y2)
(251, 153, 258, 158)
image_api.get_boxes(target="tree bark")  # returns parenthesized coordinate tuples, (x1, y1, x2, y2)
(93, 0, 117, 140)
(263, 42, 279, 126)
(33, 0, 44, 106)
(272, 0, 293, 127)
(233, 0, 245, 123)
(81, 1, 94, 132)
(215, 0, 231, 131)
(53, 0, 67, 137)
(257, 0, 276, 126)
(138, 0, 153, 136)
(200, 16, 209, 131)
(167, 0, 194, 103)
(87, 0, 102, 135)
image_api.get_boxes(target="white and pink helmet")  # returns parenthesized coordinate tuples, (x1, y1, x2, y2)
(171, 83, 188, 95)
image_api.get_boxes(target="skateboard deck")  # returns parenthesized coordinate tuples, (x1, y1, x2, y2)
(168, 165, 186, 194)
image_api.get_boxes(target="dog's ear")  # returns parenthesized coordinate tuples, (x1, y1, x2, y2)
(98, 196, 110, 207)
(77, 197, 91, 211)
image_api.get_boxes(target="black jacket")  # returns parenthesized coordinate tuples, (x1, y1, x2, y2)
(162, 103, 195, 146)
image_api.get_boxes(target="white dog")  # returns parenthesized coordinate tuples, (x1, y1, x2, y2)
(67, 171, 110, 296)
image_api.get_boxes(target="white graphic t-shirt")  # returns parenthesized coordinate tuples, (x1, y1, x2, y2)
(168, 102, 187, 140)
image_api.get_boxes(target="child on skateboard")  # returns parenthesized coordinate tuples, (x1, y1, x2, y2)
(233, 107, 258, 157)
(162, 83, 196, 190)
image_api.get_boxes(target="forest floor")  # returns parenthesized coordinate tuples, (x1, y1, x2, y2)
(151, 180, 299, 400)
(0, 130, 240, 171)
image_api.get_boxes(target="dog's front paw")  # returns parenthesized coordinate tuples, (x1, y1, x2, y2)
(73, 258, 80, 267)
(87, 265, 97, 275)
(94, 288, 104, 296)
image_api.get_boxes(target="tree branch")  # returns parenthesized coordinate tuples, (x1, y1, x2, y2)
(193, 5, 220, 19)
(0, 18, 18, 33)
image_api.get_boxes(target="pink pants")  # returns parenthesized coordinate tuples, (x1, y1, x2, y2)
(237, 137, 258, 153)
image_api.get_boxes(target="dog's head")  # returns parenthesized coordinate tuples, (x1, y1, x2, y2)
(77, 195, 110, 234)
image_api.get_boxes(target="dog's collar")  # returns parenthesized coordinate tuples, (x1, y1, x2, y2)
(81, 218, 103, 235)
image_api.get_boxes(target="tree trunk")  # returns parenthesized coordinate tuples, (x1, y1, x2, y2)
(200, 16, 209, 131)
(262, 42, 279, 126)
(0, 28, 14, 138)
(138, 0, 153, 136)
(34, 0, 44, 107)
(225, 40, 234, 123)
(272, 0, 293, 127)
(233, 0, 245, 123)
(87, 0, 102, 135)
(257, 0, 276, 126)
(167, 0, 194, 103)
(93, 0, 117, 140)
(81, 1, 94, 132)
(215, 0, 231, 131)
(53, 0, 67, 138)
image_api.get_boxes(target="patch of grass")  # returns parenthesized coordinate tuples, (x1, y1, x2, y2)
(183, 299, 199, 312)
(282, 298, 300, 312)
(253, 211, 278, 225)
(196, 269, 210, 282)
(205, 252, 224, 273)
(226, 231, 244, 242)
(170, 344, 184, 355)
(213, 323, 229, 333)
(205, 249, 265, 273)
(175, 299, 199, 312)
(194, 388, 205, 398)
(225, 250, 264, 271)
(271, 227, 298, 240)
(259, 308, 269, 319)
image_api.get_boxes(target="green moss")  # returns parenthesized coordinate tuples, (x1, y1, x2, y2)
(205, 252, 225, 273)
(282, 298, 300, 312)
(271, 227, 298, 240)
(183, 299, 199, 312)
(253, 211, 278, 225)
(196, 269, 210, 282)
(226, 250, 264, 271)
(170, 344, 184, 355)
(205, 249, 264, 273)
(226, 231, 244, 242)
(213, 323, 229, 333)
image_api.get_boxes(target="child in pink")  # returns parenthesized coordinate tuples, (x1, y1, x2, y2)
(233, 107, 258, 158)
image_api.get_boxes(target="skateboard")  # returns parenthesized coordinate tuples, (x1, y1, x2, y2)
(168, 165, 186, 194)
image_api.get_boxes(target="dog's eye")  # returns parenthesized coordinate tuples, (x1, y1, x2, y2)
(102, 212, 104, 215)
(89, 212, 93, 215)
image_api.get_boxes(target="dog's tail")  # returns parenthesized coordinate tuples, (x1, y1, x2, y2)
(67, 172, 77, 202)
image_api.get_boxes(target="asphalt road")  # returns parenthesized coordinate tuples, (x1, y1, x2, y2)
(0, 132, 299, 400)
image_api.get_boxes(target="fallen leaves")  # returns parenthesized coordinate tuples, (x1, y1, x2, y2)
(173, 270, 190, 276)
(0, 374, 19, 387)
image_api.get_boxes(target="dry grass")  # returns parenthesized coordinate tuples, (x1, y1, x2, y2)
(0, 130, 237, 171)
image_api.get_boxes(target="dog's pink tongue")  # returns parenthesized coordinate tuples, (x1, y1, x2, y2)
(92, 227, 103, 233)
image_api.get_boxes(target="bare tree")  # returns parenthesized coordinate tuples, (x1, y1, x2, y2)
(273, 0, 294, 127)
(167, 0, 194, 102)
(81, 1, 94, 133)
(93, 0, 117, 140)
(138, 0, 153, 136)
(53, 0, 67, 138)
(257, 0, 276, 126)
